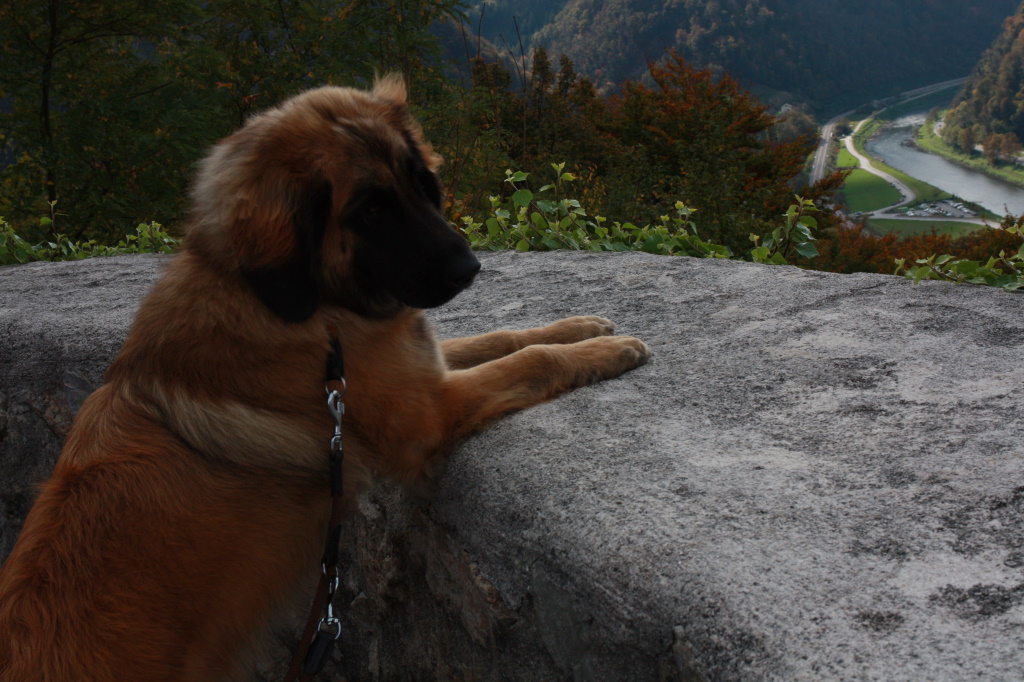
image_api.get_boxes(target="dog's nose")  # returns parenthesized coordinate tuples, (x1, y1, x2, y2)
(451, 258, 481, 291)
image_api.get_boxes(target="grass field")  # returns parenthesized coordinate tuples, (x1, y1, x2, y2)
(867, 218, 982, 238)
(836, 147, 859, 168)
(842, 168, 902, 213)
(851, 120, 952, 204)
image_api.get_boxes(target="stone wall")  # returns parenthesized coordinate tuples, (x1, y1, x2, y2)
(3, 252, 1024, 680)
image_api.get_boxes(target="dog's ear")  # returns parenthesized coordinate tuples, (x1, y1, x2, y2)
(372, 73, 408, 105)
(372, 74, 444, 176)
(242, 179, 333, 323)
(188, 121, 334, 323)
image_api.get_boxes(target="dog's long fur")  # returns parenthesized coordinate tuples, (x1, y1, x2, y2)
(0, 77, 650, 681)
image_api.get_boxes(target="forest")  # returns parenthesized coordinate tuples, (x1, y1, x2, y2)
(0, 0, 833, 251)
(470, 0, 1019, 114)
(1, 0, 1022, 284)
(942, 2, 1024, 160)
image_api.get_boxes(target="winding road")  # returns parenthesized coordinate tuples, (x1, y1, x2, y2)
(840, 125, 986, 225)
(810, 108, 855, 185)
(842, 120, 914, 210)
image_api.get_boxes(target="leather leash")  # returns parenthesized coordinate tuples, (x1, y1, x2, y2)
(283, 334, 347, 682)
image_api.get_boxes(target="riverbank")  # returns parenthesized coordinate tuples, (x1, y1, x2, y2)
(851, 119, 951, 204)
(839, 123, 987, 236)
(916, 115, 1024, 192)
(820, 77, 1024, 232)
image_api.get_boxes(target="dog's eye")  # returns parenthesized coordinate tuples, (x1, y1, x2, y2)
(417, 169, 442, 207)
(360, 190, 388, 216)
(404, 148, 443, 208)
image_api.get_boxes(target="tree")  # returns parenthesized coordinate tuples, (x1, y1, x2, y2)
(0, 0, 462, 242)
(998, 132, 1022, 160)
(604, 51, 831, 252)
(526, 51, 607, 175)
(444, 48, 612, 211)
(943, 5, 1024, 153)
(958, 126, 976, 154)
(769, 104, 818, 144)
(0, 0, 199, 239)
(984, 132, 1002, 163)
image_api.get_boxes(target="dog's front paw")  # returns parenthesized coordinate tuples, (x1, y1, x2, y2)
(604, 335, 652, 371)
(572, 335, 652, 386)
(541, 315, 617, 344)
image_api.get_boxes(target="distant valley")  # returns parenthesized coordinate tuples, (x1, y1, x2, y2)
(466, 0, 1019, 115)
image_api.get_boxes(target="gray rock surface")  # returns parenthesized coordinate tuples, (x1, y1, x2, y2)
(2, 251, 1024, 681)
(0, 255, 165, 560)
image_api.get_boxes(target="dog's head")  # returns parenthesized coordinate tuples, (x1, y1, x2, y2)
(186, 76, 480, 322)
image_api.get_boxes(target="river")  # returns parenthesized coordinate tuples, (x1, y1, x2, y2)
(864, 113, 1024, 216)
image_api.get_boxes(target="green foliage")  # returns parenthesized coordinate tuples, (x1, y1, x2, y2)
(0, 165, 827, 273)
(603, 53, 823, 253)
(0, 0, 462, 243)
(460, 164, 731, 258)
(458, 164, 831, 264)
(0, 213, 178, 266)
(445, 48, 846, 247)
(5, 164, 1022, 296)
(894, 225, 1024, 292)
(749, 198, 819, 265)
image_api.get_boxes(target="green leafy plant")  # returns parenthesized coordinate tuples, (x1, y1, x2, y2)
(8, 163, 1023, 298)
(0, 213, 178, 266)
(894, 223, 1024, 291)
(460, 163, 732, 258)
(749, 196, 820, 265)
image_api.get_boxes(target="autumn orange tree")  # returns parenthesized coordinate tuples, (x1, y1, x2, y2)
(813, 219, 1024, 275)
(604, 51, 839, 252)
(447, 49, 845, 250)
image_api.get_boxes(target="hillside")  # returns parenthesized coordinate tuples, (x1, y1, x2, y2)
(468, 0, 1019, 114)
(943, 3, 1024, 155)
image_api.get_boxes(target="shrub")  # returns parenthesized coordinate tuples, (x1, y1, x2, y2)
(894, 224, 1024, 291)
(3, 162, 1020, 294)
(458, 163, 820, 264)
(0, 214, 178, 266)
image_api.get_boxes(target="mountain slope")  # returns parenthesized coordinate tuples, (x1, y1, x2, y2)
(469, 0, 1019, 114)
(943, 4, 1024, 151)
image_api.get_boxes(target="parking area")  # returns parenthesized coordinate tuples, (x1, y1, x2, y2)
(899, 200, 978, 219)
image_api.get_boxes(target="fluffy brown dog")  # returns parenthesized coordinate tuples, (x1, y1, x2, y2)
(0, 77, 650, 681)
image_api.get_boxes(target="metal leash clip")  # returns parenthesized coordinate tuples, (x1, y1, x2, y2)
(284, 333, 348, 682)
(327, 388, 344, 444)
(302, 391, 347, 677)
(326, 387, 345, 497)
